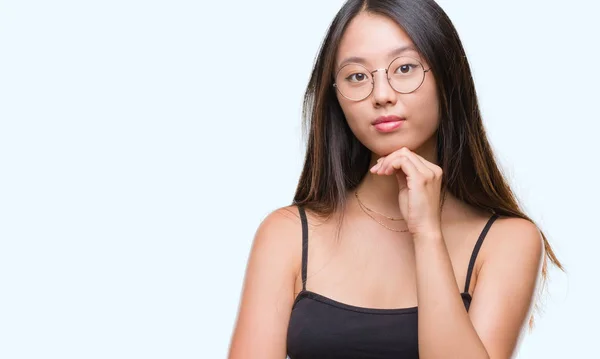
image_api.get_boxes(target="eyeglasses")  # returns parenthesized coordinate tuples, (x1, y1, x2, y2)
(333, 56, 431, 101)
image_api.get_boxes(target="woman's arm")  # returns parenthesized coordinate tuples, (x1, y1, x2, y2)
(415, 217, 544, 359)
(372, 148, 544, 358)
(228, 207, 301, 359)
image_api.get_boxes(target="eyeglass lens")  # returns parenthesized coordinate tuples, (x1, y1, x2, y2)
(335, 56, 426, 101)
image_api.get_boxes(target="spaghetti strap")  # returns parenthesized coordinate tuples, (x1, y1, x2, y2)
(463, 213, 500, 293)
(298, 206, 309, 291)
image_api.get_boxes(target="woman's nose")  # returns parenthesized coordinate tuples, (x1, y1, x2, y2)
(370, 69, 397, 107)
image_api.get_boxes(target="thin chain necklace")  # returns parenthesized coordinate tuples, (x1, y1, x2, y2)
(354, 191, 409, 233)
(354, 191, 404, 220)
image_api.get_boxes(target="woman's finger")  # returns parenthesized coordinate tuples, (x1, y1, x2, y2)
(379, 148, 430, 179)
(388, 156, 421, 182)
(409, 150, 443, 176)
(395, 148, 434, 178)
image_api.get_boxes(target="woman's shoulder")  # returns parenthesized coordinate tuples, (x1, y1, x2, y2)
(253, 204, 331, 258)
(486, 214, 544, 253)
(259, 204, 328, 232)
(448, 199, 544, 267)
(249, 205, 307, 277)
(474, 212, 545, 271)
(257, 204, 304, 235)
(455, 200, 543, 249)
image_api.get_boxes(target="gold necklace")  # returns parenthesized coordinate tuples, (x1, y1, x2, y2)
(354, 191, 409, 233)
(354, 191, 405, 220)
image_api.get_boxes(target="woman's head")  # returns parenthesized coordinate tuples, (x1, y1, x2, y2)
(293, 0, 563, 328)
(334, 11, 441, 158)
(294, 0, 485, 210)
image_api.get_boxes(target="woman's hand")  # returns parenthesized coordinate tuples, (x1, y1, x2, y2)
(370, 147, 443, 238)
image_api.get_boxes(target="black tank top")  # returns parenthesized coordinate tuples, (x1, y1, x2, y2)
(286, 206, 499, 359)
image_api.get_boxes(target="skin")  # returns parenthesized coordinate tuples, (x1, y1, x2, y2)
(229, 12, 544, 359)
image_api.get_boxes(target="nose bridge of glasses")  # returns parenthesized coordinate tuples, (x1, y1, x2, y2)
(370, 68, 388, 77)
(370, 68, 392, 90)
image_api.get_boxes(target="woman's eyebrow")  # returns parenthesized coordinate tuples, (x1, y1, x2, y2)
(337, 45, 419, 69)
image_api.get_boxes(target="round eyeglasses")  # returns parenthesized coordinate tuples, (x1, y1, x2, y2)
(333, 56, 431, 101)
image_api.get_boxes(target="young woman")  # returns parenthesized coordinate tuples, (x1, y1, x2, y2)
(229, 1, 563, 358)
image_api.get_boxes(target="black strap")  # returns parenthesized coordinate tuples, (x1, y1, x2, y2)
(463, 213, 499, 293)
(298, 206, 309, 291)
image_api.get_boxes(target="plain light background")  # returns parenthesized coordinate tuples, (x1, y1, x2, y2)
(0, 0, 598, 358)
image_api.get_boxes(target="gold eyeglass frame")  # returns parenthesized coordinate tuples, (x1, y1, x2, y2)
(332, 56, 432, 101)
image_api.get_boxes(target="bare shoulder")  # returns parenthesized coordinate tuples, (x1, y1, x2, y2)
(257, 204, 325, 236)
(463, 212, 546, 291)
(228, 205, 306, 358)
(256, 204, 307, 238)
(482, 215, 545, 266)
(252, 205, 305, 266)
(467, 215, 547, 358)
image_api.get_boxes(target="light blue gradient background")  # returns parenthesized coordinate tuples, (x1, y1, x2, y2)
(0, 0, 597, 358)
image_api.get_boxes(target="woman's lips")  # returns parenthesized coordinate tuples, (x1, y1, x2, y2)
(372, 115, 406, 133)
(374, 120, 404, 132)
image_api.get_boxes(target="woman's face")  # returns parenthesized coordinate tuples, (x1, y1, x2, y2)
(334, 12, 440, 157)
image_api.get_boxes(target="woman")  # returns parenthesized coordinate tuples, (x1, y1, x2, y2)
(229, 0, 563, 358)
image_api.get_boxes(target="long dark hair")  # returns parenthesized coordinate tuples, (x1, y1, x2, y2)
(291, 0, 563, 327)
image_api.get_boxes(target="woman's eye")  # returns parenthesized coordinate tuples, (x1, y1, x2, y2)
(347, 73, 368, 82)
(396, 64, 416, 74)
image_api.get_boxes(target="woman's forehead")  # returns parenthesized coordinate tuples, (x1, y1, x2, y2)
(336, 13, 418, 67)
